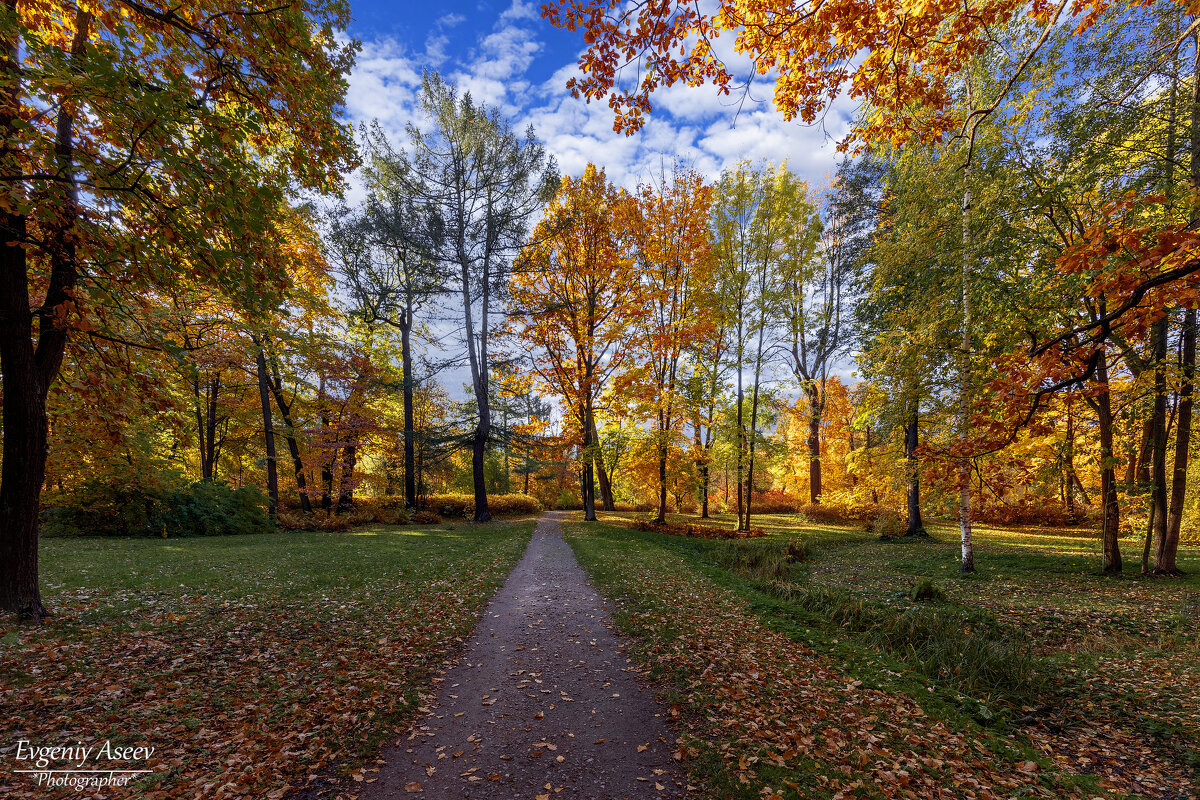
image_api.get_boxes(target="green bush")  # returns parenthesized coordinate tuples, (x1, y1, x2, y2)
(43, 479, 270, 537)
(708, 539, 806, 582)
(555, 489, 582, 510)
(911, 578, 946, 602)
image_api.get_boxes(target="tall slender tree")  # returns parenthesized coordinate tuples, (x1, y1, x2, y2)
(407, 72, 555, 523)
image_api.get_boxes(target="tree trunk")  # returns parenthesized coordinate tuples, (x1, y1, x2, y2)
(959, 161, 975, 574)
(656, 433, 669, 525)
(735, 351, 745, 531)
(337, 442, 357, 512)
(401, 317, 417, 510)
(320, 410, 334, 512)
(196, 375, 222, 480)
(590, 418, 615, 510)
(1063, 400, 1077, 521)
(582, 403, 597, 521)
(1161, 33, 1200, 574)
(255, 347, 279, 519)
(904, 411, 926, 537)
(0, 10, 90, 620)
(265, 354, 312, 513)
(806, 384, 823, 504)
(1163, 308, 1194, 574)
(1149, 316, 1169, 573)
(1096, 348, 1122, 574)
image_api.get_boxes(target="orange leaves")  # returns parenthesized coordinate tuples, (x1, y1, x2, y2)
(542, 0, 1135, 147)
(509, 163, 643, 429)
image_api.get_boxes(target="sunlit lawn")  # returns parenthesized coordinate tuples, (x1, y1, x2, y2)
(583, 509, 1200, 796)
(1, 519, 535, 799)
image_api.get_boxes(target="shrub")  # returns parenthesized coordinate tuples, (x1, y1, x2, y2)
(412, 510, 441, 524)
(43, 479, 270, 537)
(555, 489, 582, 510)
(749, 491, 803, 514)
(784, 538, 808, 563)
(910, 578, 946, 602)
(870, 509, 905, 538)
(798, 500, 898, 525)
(425, 493, 474, 518)
(486, 494, 542, 515)
(630, 517, 766, 539)
(709, 539, 807, 582)
(155, 481, 272, 537)
(419, 493, 541, 518)
(973, 501, 1093, 527)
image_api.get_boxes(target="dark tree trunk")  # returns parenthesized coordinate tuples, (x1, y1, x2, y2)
(1146, 316, 1169, 573)
(0, 10, 89, 620)
(582, 404, 597, 521)
(195, 375, 222, 480)
(1135, 417, 1154, 489)
(0, 228, 50, 619)
(321, 419, 334, 512)
(401, 318, 417, 510)
(1162, 38, 1200, 574)
(904, 411, 926, 536)
(255, 347, 279, 519)
(806, 385, 823, 504)
(590, 418, 615, 510)
(265, 354, 311, 513)
(1095, 349, 1122, 574)
(699, 463, 710, 519)
(337, 442, 357, 512)
(656, 434, 668, 525)
(1164, 308, 1194, 574)
(472, 420, 491, 522)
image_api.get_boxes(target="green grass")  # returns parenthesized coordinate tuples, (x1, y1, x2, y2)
(2, 518, 535, 800)
(570, 511, 1200, 797)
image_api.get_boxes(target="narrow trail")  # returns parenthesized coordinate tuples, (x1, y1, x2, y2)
(360, 512, 688, 800)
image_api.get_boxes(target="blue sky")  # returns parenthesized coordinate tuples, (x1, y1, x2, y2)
(340, 0, 857, 190)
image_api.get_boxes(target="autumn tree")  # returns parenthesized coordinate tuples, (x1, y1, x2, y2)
(627, 164, 714, 523)
(405, 72, 555, 523)
(509, 164, 640, 521)
(712, 161, 797, 530)
(328, 125, 445, 510)
(0, 2, 355, 618)
(777, 169, 835, 504)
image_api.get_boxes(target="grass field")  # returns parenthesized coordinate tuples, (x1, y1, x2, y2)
(1, 519, 535, 800)
(566, 511, 1200, 800)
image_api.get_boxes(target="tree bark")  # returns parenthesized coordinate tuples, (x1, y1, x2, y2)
(959, 160, 975, 574)
(265, 353, 312, 513)
(1163, 308, 1194, 574)
(806, 384, 823, 504)
(904, 411, 926, 536)
(1063, 399, 1077, 521)
(590, 418, 615, 510)
(656, 433, 669, 524)
(582, 402, 597, 521)
(337, 442, 357, 513)
(255, 347, 279, 519)
(401, 315, 417, 510)
(1095, 348, 1122, 574)
(0, 9, 90, 619)
(1148, 316, 1169, 573)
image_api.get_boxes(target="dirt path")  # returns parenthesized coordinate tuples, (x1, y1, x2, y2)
(360, 512, 688, 800)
